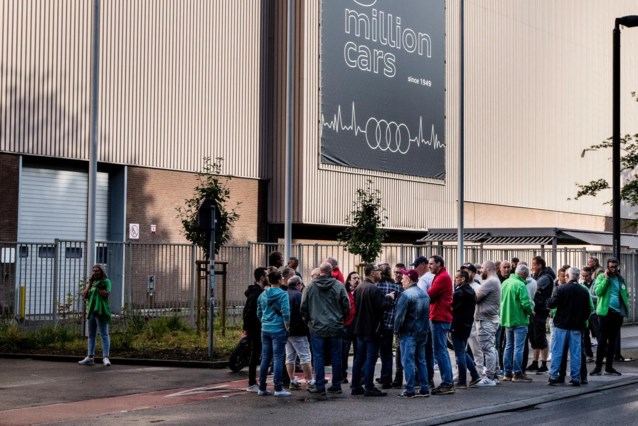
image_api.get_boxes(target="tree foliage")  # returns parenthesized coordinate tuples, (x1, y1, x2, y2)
(177, 157, 240, 259)
(338, 180, 388, 264)
(574, 92, 638, 226)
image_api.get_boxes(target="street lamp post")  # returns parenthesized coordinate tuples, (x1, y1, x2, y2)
(612, 15, 638, 259)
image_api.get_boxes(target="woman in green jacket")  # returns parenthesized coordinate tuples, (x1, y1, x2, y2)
(78, 264, 112, 366)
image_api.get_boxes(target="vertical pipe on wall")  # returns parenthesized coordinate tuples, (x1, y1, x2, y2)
(284, 0, 294, 260)
(457, 0, 465, 270)
(87, 0, 101, 278)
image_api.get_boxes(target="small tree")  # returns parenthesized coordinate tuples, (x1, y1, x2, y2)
(573, 92, 638, 228)
(338, 179, 388, 263)
(177, 157, 240, 258)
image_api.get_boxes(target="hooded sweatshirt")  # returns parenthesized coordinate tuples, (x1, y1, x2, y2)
(301, 275, 350, 337)
(242, 283, 263, 333)
(257, 287, 290, 334)
(533, 267, 556, 317)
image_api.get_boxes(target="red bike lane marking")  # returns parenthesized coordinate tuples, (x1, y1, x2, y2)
(0, 379, 248, 425)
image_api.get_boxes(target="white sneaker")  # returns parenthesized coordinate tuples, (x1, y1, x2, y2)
(475, 377, 496, 387)
(78, 356, 95, 366)
(103, 357, 111, 367)
(246, 384, 260, 392)
(308, 379, 316, 386)
(274, 389, 292, 397)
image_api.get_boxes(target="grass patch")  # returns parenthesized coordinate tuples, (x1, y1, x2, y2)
(0, 316, 241, 361)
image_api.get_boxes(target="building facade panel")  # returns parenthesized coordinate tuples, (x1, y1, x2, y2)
(0, 0, 266, 179)
(266, 0, 638, 232)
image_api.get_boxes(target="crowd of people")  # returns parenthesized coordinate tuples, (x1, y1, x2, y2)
(242, 251, 630, 398)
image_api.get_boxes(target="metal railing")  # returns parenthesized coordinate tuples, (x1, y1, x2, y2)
(1, 241, 636, 329)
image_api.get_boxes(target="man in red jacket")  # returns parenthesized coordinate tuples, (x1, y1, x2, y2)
(427, 255, 455, 395)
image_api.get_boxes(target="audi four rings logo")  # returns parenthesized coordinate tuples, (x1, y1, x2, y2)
(321, 102, 445, 154)
(365, 118, 411, 154)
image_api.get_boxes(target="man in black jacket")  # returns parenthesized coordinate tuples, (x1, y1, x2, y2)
(527, 256, 555, 373)
(547, 267, 592, 386)
(243, 267, 267, 392)
(351, 264, 394, 397)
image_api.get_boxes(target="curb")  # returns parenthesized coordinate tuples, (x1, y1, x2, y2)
(396, 376, 638, 426)
(0, 353, 229, 369)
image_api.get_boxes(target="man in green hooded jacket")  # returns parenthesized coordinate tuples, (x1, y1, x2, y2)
(591, 257, 629, 376)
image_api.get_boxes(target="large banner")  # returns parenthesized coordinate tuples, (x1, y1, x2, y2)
(320, 0, 446, 179)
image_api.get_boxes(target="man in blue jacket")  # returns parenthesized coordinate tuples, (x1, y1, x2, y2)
(394, 269, 431, 398)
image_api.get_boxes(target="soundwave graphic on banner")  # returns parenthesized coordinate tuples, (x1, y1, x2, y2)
(320, 0, 445, 179)
(321, 102, 444, 154)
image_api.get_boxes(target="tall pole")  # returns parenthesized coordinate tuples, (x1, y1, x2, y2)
(613, 21, 621, 260)
(457, 0, 465, 269)
(87, 0, 100, 277)
(284, 0, 294, 260)
(208, 203, 216, 359)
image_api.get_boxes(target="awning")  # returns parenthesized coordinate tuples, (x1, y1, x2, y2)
(561, 230, 638, 250)
(419, 232, 489, 242)
(482, 236, 555, 245)
(417, 227, 638, 249)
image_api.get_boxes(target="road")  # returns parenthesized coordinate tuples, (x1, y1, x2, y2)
(1, 325, 638, 425)
(449, 382, 638, 426)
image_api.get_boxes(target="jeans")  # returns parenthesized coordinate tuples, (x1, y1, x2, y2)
(425, 330, 434, 383)
(558, 328, 588, 382)
(310, 333, 342, 390)
(400, 335, 429, 394)
(431, 321, 453, 387)
(550, 327, 582, 382)
(341, 327, 357, 378)
(352, 336, 380, 391)
(259, 329, 288, 392)
(87, 314, 110, 357)
(596, 310, 624, 370)
(503, 326, 528, 375)
(476, 320, 499, 379)
(379, 333, 395, 384)
(451, 334, 479, 385)
(394, 335, 403, 383)
(247, 331, 262, 386)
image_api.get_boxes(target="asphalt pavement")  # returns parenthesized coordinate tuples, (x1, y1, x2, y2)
(1, 325, 638, 425)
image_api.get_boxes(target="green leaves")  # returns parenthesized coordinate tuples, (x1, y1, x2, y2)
(575, 95, 638, 227)
(338, 180, 388, 264)
(176, 157, 240, 258)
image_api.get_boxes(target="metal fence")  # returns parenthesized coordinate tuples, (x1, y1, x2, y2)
(1, 241, 636, 331)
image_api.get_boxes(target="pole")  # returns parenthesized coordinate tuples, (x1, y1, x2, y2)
(613, 22, 621, 259)
(457, 0, 465, 269)
(208, 203, 216, 359)
(284, 0, 294, 260)
(87, 0, 100, 278)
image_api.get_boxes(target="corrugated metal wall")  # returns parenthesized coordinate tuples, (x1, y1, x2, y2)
(267, 0, 638, 229)
(0, 0, 265, 179)
(463, 0, 638, 220)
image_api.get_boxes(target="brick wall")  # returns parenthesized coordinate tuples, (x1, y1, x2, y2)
(0, 154, 19, 241)
(127, 167, 261, 244)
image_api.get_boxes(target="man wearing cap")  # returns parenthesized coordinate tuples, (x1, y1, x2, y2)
(392, 263, 407, 387)
(462, 263, 484, 376)
(411, 256, 435, 387)
(394, 269, 431, 398)
(427, 255, 455, 395)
